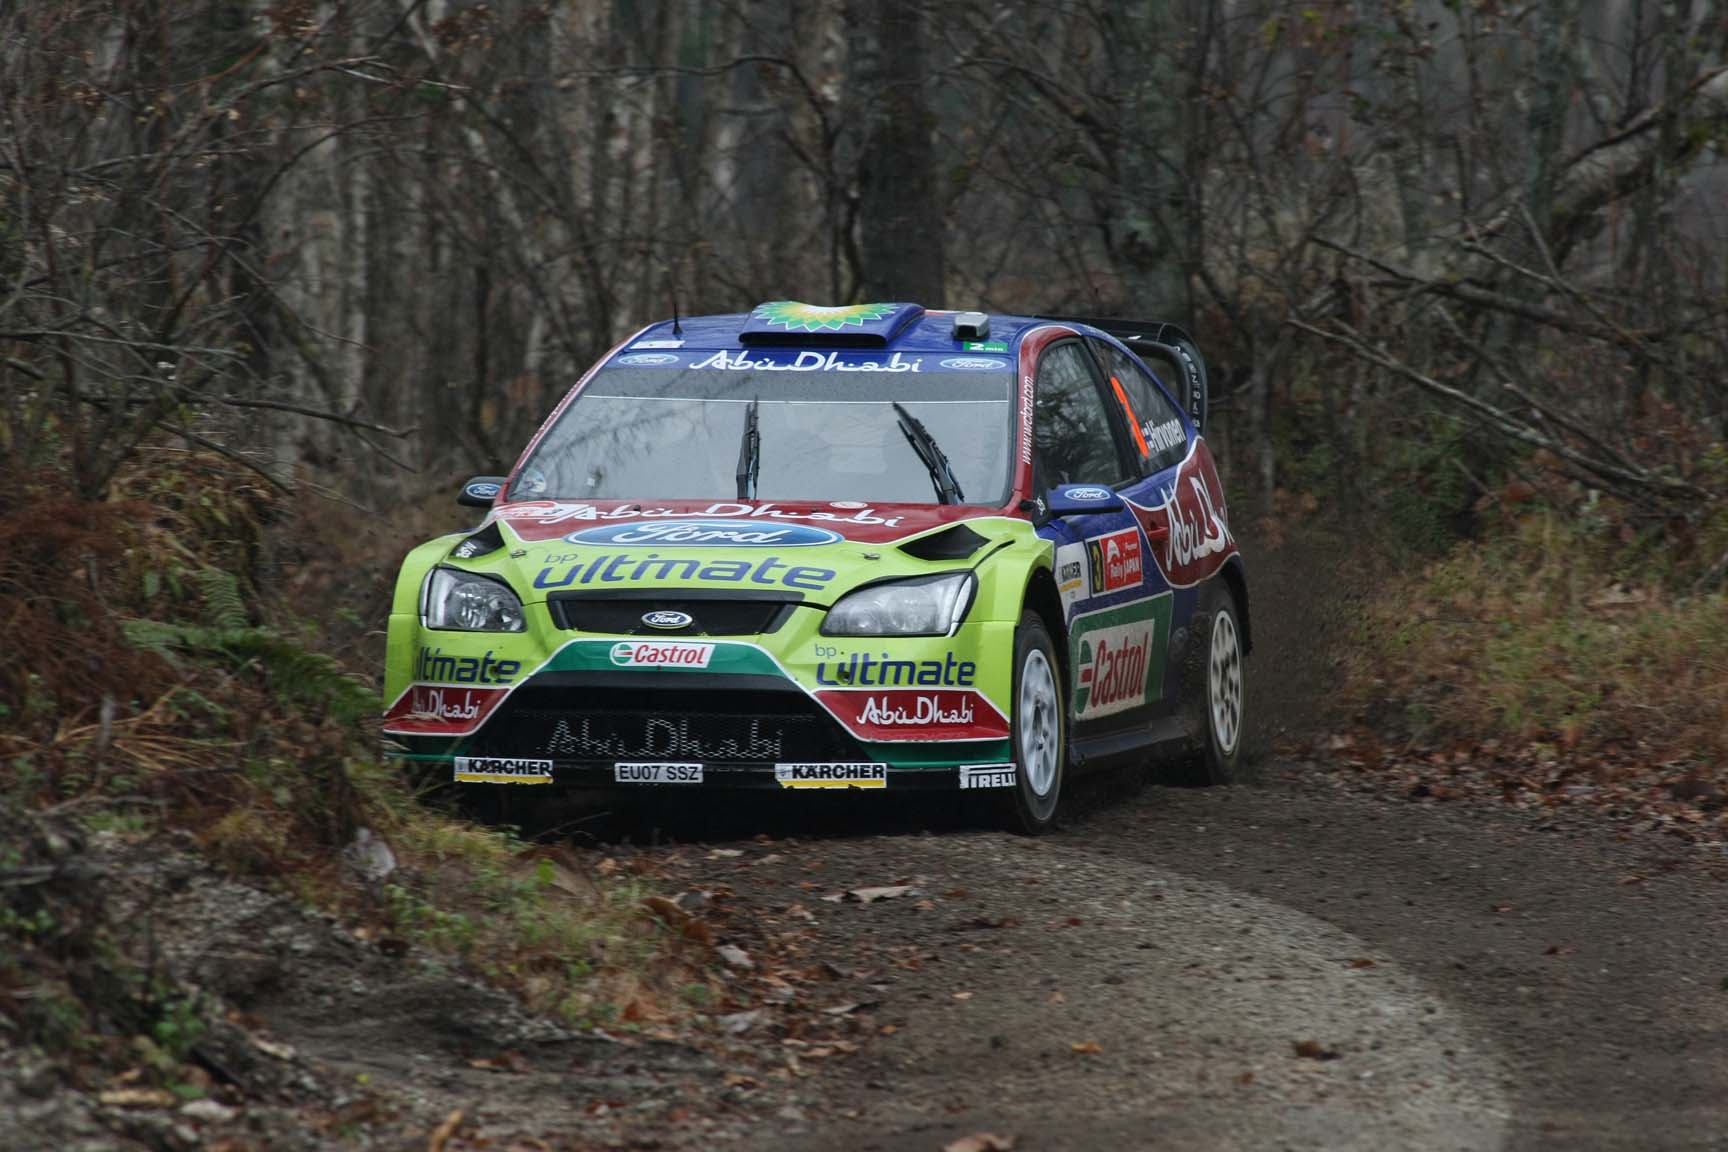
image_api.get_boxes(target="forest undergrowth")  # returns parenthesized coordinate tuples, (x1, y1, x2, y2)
(0, 448, 727, 1109)
(1334, 436, 1728, 845)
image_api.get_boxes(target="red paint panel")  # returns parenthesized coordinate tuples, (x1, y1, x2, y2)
(382, 684, 508, 736)
(1125, 439, 1237, 589)
(814, 688, 1011, 742)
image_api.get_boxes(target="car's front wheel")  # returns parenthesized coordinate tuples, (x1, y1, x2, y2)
(999, 611, 1065, 834)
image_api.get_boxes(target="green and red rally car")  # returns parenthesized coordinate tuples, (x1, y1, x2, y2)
(384, 302, 1248, 832)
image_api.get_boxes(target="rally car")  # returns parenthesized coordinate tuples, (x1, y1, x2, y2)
(383, 301, 1248, 832)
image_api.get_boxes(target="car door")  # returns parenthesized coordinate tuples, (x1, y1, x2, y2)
(1029, 339, 1168, 735)
(1088, 336, 1196, 713)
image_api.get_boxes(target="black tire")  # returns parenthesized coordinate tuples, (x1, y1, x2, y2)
(1171, 581, 1244, 785)
(997, 611, 1066, 834)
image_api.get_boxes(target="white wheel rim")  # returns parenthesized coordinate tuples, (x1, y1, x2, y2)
(1209, 608, 1242, 756)
(1019, 648, 1059, 796)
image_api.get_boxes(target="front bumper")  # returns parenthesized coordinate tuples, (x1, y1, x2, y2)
(387, 745, 1018, 792)
(383, 613, 1020, 792)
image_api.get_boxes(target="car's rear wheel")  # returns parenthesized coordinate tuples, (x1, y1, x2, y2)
(999, 611, 1065, 834)
(1171, 581, 1244, 785)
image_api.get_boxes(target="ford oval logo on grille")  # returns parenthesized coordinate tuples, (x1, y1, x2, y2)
(564, 520, 843, 547)
(642, 610, 693, 630)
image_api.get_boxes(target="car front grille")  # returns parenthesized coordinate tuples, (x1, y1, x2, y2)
(468, 687, 864, 763)
(547, 595, 796, 637)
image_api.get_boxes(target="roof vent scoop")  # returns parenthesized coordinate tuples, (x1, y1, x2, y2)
(739, 301, 923, 347)
(951, 311, 990, 341)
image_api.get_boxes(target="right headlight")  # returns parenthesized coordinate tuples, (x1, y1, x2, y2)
(822, 572, 975, 637)
(422, 567, 525, 632)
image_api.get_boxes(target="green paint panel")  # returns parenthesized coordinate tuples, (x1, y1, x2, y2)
(544, 640, 785, 677)
(1067, 593, 1173, 721)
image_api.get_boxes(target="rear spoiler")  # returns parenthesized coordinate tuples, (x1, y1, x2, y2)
(1036, 314, 1210, 433)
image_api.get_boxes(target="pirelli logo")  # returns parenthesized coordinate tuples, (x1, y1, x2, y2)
(958, 764, 1016, 790)
(773, 763, 887, 789)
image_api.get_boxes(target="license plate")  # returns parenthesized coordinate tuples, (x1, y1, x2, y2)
(614, 762, 704, 784)
(454, 756, 553, 784)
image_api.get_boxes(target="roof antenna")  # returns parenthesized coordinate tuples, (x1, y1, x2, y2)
(669, 269, 684, 336)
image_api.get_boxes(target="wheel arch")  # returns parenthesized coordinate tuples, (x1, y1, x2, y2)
(1217, 554, 1252, 656)
(1021, 567, 1070, 688)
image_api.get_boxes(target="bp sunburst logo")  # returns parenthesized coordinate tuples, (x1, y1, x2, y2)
(751, 301, 897, 332)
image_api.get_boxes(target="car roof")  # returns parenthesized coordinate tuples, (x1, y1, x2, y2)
(627, 302, 1078, 353)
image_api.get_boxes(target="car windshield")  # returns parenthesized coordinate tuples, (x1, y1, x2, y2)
(515, 352, 1016, 505)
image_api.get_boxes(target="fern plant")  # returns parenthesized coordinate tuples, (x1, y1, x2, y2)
(122, 568, 375, 724)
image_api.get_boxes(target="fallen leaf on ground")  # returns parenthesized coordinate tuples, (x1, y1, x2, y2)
(708, 848, 744, 859)
(98, 1088, 176, 1108)
(641, 895, 687, 925)
(719, 1010, 762, 1035)
(961, 915, 1020, 930)
(880, 1024, 899, 1035)
(716, 943, 754, 970)
(251, 1037, 295, 1061)
(754, 853, 783, 866)
(847, 885, 915, 903)
(1235, 1070, 1256, 1086)
(1292, 1040, 1340, 1061)
(466, 1050, 530, 1073)
(1047, 991, 1066, 1004)
(1545, 944, 1577, 956)
(1347, 958, 1376, 969)
(1070, 1040, 1104, 1054)
(952, 991, 974, 1001)
(724, 1072, 760, 1090)
(943, 1134, 1016, 1152)
(427, 1109, 463, 1152)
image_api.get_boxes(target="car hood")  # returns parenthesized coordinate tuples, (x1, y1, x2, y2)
(470, 499, 1028, 603)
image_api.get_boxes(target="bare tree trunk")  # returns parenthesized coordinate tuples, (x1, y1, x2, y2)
(852, 0, 945, 305)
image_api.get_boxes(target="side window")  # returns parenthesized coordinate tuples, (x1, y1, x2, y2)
(1093, 339, 1189, 475)
(1033, 342, 1134, 487)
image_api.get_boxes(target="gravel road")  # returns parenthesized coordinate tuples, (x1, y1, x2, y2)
(651, 773, 1728, 1152)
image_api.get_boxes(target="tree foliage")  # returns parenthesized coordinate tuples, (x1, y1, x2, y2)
(1, 0, 1723, 535)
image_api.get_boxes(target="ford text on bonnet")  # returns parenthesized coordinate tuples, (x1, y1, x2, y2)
(384, 302, 1250, 832)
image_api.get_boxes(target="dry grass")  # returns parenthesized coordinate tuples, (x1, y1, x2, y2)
(1354, 508, 1728, 769)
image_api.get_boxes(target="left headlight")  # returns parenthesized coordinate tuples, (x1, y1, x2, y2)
(423, 567, 525, 632)
(822, 572, 975, 637)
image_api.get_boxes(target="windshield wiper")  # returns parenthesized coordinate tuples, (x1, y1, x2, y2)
(892, 401, 964, 505)
(735, 396, 760, 500)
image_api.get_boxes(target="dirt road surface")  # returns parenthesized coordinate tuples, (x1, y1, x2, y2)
(626, 774, 1728, 1152)
(26, 771, 1725, 1152)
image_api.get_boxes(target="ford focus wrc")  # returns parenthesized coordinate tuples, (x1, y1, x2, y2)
(384, 302, 1249, 832)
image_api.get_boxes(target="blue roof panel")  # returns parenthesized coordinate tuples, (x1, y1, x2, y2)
(624, 304, 1054, 357)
